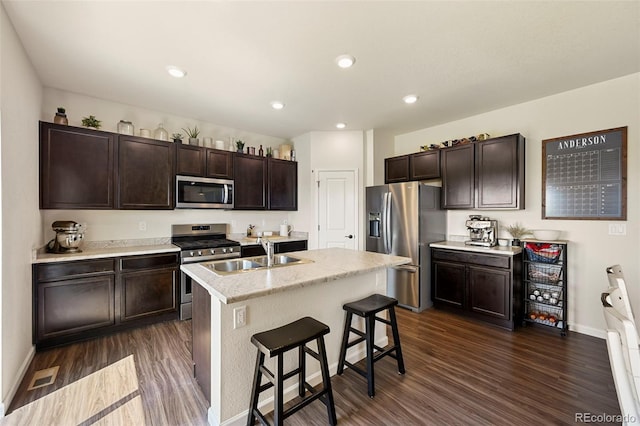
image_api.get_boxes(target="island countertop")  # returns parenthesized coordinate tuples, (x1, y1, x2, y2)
(180, 247, 410, 304)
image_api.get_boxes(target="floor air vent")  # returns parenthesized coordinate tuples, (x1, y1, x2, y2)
(27, 366, 59, 391)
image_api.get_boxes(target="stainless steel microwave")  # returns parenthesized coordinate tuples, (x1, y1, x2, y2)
(175, 175, 234, 209)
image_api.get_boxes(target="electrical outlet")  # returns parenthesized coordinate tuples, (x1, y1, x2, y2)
(234, 306, 247, 329)
(139, 221, 147, 231)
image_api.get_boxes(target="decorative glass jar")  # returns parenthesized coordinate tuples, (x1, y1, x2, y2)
(117, 120, 134, 135)
(154, 123, 168, 141)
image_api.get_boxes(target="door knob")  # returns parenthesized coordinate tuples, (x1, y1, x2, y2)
(345, 234, 354, 239)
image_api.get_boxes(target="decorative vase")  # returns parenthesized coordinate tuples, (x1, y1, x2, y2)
(154, 123, 168, 141)
(189, 138, 199, 146)
(53, 108, 68, 125)
(511, 238, 521, 247)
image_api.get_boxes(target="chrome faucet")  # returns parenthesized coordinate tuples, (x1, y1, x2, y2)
(261, 237, 274, 267)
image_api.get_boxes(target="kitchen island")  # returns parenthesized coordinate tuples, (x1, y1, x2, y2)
(181, 248, 410, 426)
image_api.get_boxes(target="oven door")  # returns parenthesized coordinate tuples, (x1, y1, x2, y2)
(176, 175, 234, 209)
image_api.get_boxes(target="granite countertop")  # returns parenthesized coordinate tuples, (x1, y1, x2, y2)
(33, 238, 179, 264)
(228, 232, 308, 246)
(429, 240, 522, 255)
(181, 248, 410, 304)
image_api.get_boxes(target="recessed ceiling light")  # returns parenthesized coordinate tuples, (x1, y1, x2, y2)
(335, 54, 356, 69)
(403, 94, 419, 104)
(270, 101, 285, 110)
(336, 123, 347, 129)
(166, 66, 186, 78)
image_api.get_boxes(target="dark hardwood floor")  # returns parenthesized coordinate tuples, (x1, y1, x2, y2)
(9, 308, 620, 425)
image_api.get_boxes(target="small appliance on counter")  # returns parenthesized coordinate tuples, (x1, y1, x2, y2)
(46, 221, 84, 253)
(465, 215, 498, 247)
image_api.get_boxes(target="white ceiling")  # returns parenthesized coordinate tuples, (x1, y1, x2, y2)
(3, 1, 639, 140)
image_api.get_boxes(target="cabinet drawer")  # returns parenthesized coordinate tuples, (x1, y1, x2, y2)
(274, 240, 307, 253)
(36, 259, 115, 282)
(432, 249, 511, 269)
(120, 253, 178, 271)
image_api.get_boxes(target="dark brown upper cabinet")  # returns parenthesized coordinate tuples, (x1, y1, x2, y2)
(409, 150, 440, 181)
(268, 158, 297, 210)
(117, 135, 175, 209)
(233, 154, 267, 210)
(385, 150, 440, 183)
(384, 155, 409, 183)
(176, 145, 233, 179)
(40, 121, 116, 209)
(441, 134, 525, 210)
(441, 144, 475, 209)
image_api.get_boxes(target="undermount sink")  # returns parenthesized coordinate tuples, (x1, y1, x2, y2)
(204, 254, 312, 275)
(205, 259, 262, 274)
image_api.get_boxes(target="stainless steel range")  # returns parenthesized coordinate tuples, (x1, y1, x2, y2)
(172, 223, 240, 319)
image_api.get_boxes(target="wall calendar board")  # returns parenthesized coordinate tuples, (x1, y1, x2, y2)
(542, 126, 627, 220)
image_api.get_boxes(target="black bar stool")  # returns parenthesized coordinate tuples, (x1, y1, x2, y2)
(336, 294, 405, 398)
(247, 316, 337, 426)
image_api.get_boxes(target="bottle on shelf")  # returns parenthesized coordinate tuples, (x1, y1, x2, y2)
(154, 123, 168, 141)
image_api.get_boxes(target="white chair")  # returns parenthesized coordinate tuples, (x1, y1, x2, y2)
(602, 265, 640, 424)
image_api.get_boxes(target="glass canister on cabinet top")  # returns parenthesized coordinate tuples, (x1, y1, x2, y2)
(154, 123, 168, 141)
(117, 120, 134, 135)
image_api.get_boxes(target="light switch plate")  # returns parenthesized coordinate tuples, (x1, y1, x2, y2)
(608, 223, 626, 235)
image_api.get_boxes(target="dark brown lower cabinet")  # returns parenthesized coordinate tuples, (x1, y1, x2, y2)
(34, 253, 178, 350)
(240, 240, 308, 257)
(432, 248, 522, 330)
(192, 281, 211, 403)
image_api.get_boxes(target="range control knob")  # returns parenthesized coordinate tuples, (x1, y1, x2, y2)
(197, 250, 203, 256)
(210, 249, 215, 255)
(229, 247, 234, 253)
(189, 251, 195, 257)
(222, 248, 228, 253)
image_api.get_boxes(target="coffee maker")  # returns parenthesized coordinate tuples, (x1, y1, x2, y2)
(46, 221, 84, 253)
(465, 215, 497, 247)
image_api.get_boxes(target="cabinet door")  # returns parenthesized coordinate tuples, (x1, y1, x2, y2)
(176, 145, 205, 177)
(409, 151, 440, 180)
(205, 149, 234, 179)
(468, 265, 511, 321)
(192, 281, 211, 403)
(274, 240, 307, 253)
(476, 134, 525, 209)
(241, 245, 266, 257)
(117, 136, 175, 209)
(36, 275, 115, 341)
(234, 154, 267, 210)
(433, 261, 465, 308)
(120, 268, 177, 321)
(268, 158, 297, 210)
(384, 155, 409, 183)
(40, 122, 115, 209)
(441, 144, 475, 209)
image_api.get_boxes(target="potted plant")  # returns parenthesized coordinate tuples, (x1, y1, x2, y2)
(172, 132, 183, 144)
(54, 107, 68, 125)
(505, 222, 531, 246)
(266, 146, 273, 157)
(235, 140, 245, 153)
(81, 115, 101, 129)
(182, 126, 200, 145)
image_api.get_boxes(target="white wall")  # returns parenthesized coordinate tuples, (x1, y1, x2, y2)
(40, 90, 295, 243)
(394, 73, 640, 337)
(289, 131, 364, 250)
(0, 3, 43, 413)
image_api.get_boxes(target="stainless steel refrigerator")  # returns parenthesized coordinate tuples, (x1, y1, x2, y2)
(366, 182, 446, 312)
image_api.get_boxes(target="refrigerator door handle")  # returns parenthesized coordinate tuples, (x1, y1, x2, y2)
(383, 192, 392, 254)
(393, 264, 419, 273)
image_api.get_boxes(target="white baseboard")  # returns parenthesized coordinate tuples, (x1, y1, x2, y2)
(570, 323, 606, 339)
(1, 345, 36, 417)
(216, 335, 388, 426)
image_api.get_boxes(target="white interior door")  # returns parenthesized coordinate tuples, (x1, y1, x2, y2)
(317, 170, 357, 249)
